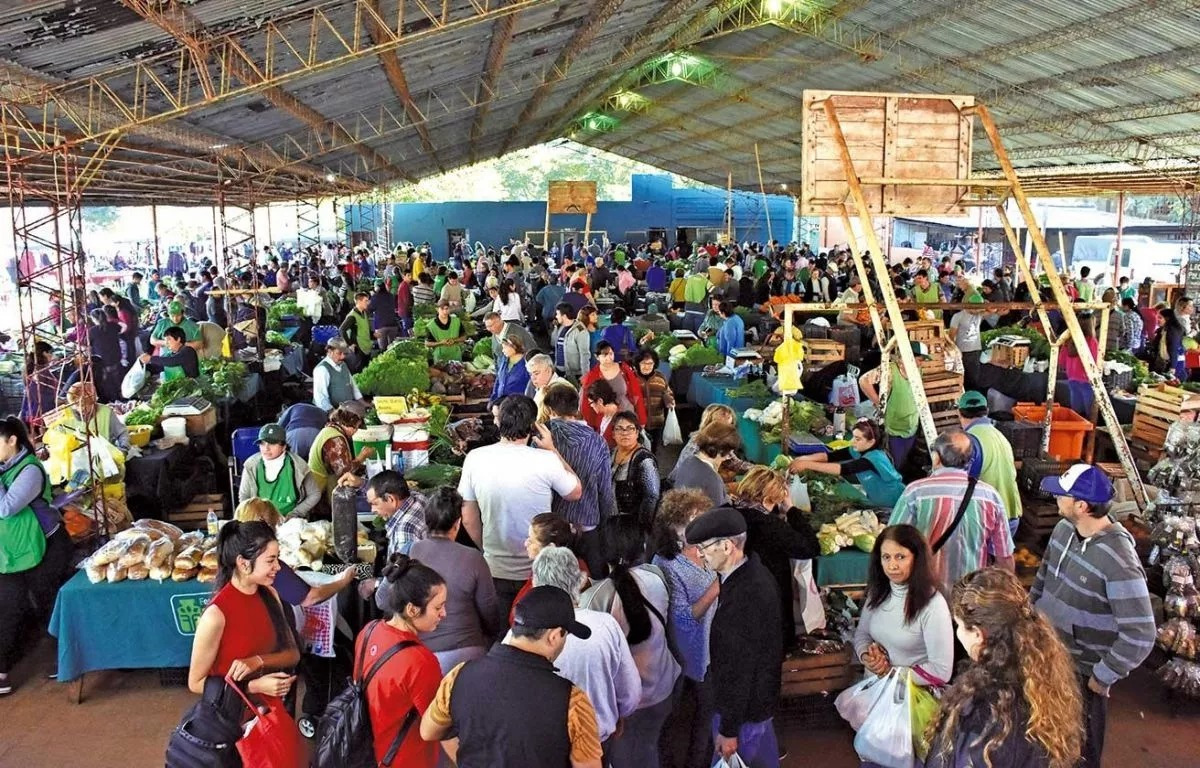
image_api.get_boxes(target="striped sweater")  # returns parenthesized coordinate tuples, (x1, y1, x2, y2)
(1030, 518, 1154, 689)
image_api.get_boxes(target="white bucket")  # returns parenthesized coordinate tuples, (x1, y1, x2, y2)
(162, 417, 187, 440)
(392, 422, 430, 443)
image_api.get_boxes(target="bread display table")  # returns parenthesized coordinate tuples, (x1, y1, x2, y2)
(49, 570, 211, 697)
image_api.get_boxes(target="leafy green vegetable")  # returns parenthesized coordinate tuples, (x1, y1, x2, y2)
(354, 353, 431, 397)
(472, 338, 493, 358)
(726, 380, 771, 400)
(678, 345, 723, 368)
(402, 463, 462, 489)
(150, 377, 212, 410)
(200, 359, 247, 400)
(654, 334, 678, 360)
(981, 325, 1050, 361)
(265, 331, 290, 347)
(1109, 350, 1150, 388)
(267, 298, 299, 331)
(123, 404, 160, 427)
(391, 340, 429, 361)
(853, 533, 876, 553)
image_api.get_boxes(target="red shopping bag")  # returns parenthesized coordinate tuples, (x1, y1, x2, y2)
(225, 676, 305, 768)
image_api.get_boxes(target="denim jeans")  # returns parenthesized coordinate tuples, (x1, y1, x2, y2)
(609, 687, 676, 768)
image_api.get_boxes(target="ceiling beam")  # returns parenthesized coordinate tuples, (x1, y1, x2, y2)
(469, 12, 519, 164)
(499, 0, 629, 156)
(118, 0, 410, 185)
(364, 0, 444, 174)
(997, 131, 1200, 164)
(2, 0, 552, 164)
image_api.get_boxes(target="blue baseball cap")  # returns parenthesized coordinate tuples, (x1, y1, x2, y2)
(1039, 464, 1114, 505)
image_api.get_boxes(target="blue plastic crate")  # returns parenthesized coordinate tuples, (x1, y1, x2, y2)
(231, 426, 265, 468)
(312, 325, 339, 347)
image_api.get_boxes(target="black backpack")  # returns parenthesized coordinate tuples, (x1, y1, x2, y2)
(312, 621, 419, 768)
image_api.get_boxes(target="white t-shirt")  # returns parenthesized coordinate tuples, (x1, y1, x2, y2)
(492, 293, 523, 322)
(458, 442, 578, 580)
(552, 608, 641, 742)
(950, 311, 982, 353)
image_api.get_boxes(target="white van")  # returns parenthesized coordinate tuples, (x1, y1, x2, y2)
(1071, 235, 1189, 286)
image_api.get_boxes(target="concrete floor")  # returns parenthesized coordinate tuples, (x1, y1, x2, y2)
(0, 636, 1197, 768)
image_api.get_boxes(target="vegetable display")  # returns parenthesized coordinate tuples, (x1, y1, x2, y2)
(725, 380, 771, 400)
(749, 399, 829, 445)
(123, 405, 159, 427)
(673, 345, 723, 369)
(354, 349, 432, 397)
(402, 463, 462, 489)
(981, 325, 1051, 361)
(1109, 350, 1150, 389)
(817, 511, 886, 556)
(199, 359, 247, 400)
(472, 337, 493, 358)
(267, 298, 299, 331)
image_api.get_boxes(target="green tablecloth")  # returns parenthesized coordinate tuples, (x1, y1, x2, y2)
(49, 570, 212, 681)
(816, 549, 870, 587)
(739, 414, 781, 465)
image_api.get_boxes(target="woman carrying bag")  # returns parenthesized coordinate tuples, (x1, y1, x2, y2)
(186, 521, 303, 767)
(836, 525, 952, 767)
(610, 411, 660, 530)
(925, 568, 1083, 768)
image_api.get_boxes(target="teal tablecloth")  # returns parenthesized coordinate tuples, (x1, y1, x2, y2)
(739, 414, 781, 465)
(49, 570, 213, 681)
(816, 549, 870, 587)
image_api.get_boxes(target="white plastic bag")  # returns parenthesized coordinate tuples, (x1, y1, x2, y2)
(662, 407, 683, 445)
(835, 671, 891, 731)
(711, 754, 748, 768)
(792, 559, 826, 633)
(830, 373, 861, 407)
(120, 360, 147, 398)
(852, 668, 915, 768)
(789, 475, 811, 513)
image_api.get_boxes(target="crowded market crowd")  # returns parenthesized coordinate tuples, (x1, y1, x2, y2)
(1, 233, 1172, 768)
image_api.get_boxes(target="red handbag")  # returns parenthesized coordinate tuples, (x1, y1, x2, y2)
(224, 676, 305, 768)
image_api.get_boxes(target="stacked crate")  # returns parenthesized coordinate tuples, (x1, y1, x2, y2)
(1131, 384, 1200, 459)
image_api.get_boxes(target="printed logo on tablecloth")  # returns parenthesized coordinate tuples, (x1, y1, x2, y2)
(171, 593, 213, 635)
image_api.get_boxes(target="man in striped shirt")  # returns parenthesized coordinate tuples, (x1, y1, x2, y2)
(1031, 464, 1154, 768)
(890, 430, 1015, 599)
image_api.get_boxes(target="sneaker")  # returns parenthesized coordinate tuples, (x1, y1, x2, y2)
(778, 746, 788, 760)
(0, 676, 12, 696)
(297, 717, 316, 739)
(46, 670, 57, 680)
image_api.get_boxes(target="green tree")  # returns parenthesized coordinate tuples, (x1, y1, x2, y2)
(82, 206, 119, 229)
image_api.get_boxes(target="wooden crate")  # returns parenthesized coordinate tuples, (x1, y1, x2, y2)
(167, 493, 227, 530)
(989, 343, 1030, 370)
(780, 646, 854, 698)
(183, 406, 217, 436)
(1132, 384, 1200, 445)
(803, 339, 845, 368)
(1018, 500, 1060, 541)
(921, 370, 965, 408)
(883, 319, 943, 342)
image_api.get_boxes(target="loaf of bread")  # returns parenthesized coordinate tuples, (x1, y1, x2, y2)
(126, 564, 150, 581)
(172, 566, 199, 582)
(91, 538, 131, 567)
(196, 567, 217, 584)
(149, 563, 173, 581)
(175, 545, 203, 570)
(134, 519, 185, 542)
(145, 537, 175, 568)
(200, 549, 218, 569)
(117, 534, 152, 568)
(85, 562, 106, 584)
(106, 563, 128, 583)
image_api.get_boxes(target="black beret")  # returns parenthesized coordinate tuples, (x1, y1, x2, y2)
(685, 506, 747, 545)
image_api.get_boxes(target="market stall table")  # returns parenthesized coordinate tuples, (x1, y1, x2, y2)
(49, 571, 209, 699)
(124, 443, 198, 520)
(816, 549, 870, 587)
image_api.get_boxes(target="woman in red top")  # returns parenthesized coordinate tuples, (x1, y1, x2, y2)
(579, 342, 647, 445)
(187, 521, 300, 705)
(358, 553, 447, 768)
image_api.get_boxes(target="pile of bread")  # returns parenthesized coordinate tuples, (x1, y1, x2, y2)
(82, 520, 220, 584)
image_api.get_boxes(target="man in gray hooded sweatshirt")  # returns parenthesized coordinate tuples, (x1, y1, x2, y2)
(1031, 464, 1154, 768)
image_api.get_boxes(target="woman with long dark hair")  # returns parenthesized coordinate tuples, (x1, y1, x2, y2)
(788, 419, 905, 508)
(853, 525, 953, 687)
(508, 512, 586, 626)
(0, 416, 70, 696)
(358, 553, 446, 768)
(581, 515, 681, 768)
(187, 521, 300, 706)
(489, 279, 523, 324)
(926, 568, 1083, 768)
(610, 410, 660, 529)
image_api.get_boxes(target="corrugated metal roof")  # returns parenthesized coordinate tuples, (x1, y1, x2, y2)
(1, 0, 1198, 203)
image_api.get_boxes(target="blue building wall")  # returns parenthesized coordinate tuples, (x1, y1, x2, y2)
(350, 174, 793, 259)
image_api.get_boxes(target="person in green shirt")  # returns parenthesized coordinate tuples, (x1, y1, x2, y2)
(957, 391, 1022, 533)
(150, 300, 202, 353)
(860, 343, 929, 473)
(1117, 276, 1137, 303)
(913, 269, 942, 320)
(425, 300, 466, 364)
(339, 292, 373, 364)
(1074, 266, 1095, 303)
(237, 423, 321, 519)
(682, 271, 711, 334)
(752, 254, 770, 280)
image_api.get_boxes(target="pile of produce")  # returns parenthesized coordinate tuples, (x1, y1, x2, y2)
(980, 325, 1051, 361)
(264, 331, 290, 347)
(725, 380, 772, 400)
(1109, 350, 1150, 389)
(80, 520, 218, 583)
(817, 510, 886, 556)
(355, 346, 432, 397)
(748, 399, 829, 445)
(267, 298, 300, 331)
(199, 359, 248, 400)
(668, 344, 723, 369)
(404, 463, 463, 489)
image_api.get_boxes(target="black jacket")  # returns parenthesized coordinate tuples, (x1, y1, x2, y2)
(710, 554, 783, 736)
(736, 504, 820, 650)
(925, 699, 1051, 768)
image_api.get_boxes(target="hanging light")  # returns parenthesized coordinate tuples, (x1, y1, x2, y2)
(670, 59, 685, 77)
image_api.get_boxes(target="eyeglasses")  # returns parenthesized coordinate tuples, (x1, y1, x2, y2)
(696, 538, 727, 552)
(613, 425, 639, 433)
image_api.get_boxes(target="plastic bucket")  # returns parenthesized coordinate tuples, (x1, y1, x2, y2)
(162, 417, 187, 440)
(393, 437, 432, 470)
(1012, 403, 1093, 462)
(353, 425, 392, 461)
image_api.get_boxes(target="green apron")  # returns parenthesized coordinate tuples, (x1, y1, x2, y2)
(884, 364, 919, 438)
(257, 454, 298, 517)
(0, 452, 49, 574)
(428, 315, 464, 364)
(347, 310, 372, 351)
(308, 425, 347, 493)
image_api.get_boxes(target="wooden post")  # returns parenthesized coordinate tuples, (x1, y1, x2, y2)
(543, 201, 551, 251)
(726, 172, 733, 241)
(976, 206, 985, 270)
(1057, 231, 1066, 273)
(151, 204, 162, 276)
(1085, 305, 1110, 462)
(754, 143, 773, 244)
(1113, 191, 1125, 286)
(583, 212, 592, 251)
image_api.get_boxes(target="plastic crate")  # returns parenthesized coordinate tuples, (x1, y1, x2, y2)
(1103, 369, 1132, 391)
(1012, 403, 1093, 462)
(312, 325, 340, 347)
(231, 426, 265, 469)
(995, 418, 1043, 459)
